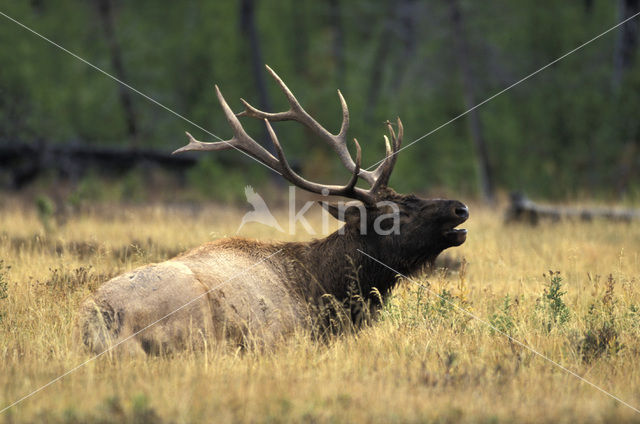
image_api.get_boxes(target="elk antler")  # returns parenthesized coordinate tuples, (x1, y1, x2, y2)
(173, 85, 372, 203)
(239, 65, 403, 192)
(173, 65, 404, 204)
(370, 118, 403, 193)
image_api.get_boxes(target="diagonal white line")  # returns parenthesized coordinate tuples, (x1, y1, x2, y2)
(366, 11, 640, 171)
(0, 249, 283, 414)
(0, 10, 282, 176)
(356, 248, 640, 414)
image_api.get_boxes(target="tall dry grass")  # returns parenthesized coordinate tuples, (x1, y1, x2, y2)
(1, 198, 639, 423)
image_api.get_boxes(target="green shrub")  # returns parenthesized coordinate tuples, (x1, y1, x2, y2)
(538, 271, 570, 332)
(119, 169, 146, 202)
(489, 294, 516, 336)
(68, 172, 107, 207)
(580, 275, 622, 363)
(35, 194, 55, 233)
(187, 157, 259, 204)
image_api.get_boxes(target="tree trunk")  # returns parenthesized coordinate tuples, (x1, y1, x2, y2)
(290, 0, 309, 76)
(612, 0, 640, 91)
(584, 0, 594, 13)
(448, 0, 495, 202)
(391, 0, 418, 92)
(328, 0, 346, 88)
(239, 0, 274, 146)
(95, 0, 139, 145)
(612, 0, 640, 197)
(240, 0, 272, 116)
(364, 0, 394, 121)
(239, 0, 282, 184)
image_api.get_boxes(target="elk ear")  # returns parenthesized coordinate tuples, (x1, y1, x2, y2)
(318, 201, 366, 224)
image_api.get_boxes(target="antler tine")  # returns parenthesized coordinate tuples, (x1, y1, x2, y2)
(391, 117, 403, 151)
(238, 98, 292, 121)
(264, 64, 303, 113)
(172, 131, 230, 155)
(369, 118, 404, 192)
(346, 138, 362, 193)
(336, 89, 350, 138)
(236, 65, 304, 121)
(173, 70, 408, 204)
(264, 119, 373, 203)
(173, 86, 281, 172)
(237, 65, 377, 186)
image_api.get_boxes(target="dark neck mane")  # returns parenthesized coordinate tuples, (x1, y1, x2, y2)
(279, 226, 437, 304)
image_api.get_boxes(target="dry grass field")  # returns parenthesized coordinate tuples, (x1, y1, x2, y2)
(1, 196, 640, 423)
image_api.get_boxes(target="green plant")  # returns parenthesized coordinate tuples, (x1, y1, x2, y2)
(187, 157, 258, 204)
(580, 274, 622, 363)
(119, 169, 146, 202)
(580, 318, 621, 363)
(538, 271, 570, 332)
(36, 265, 108, 296)
(434, 289, 456, 318)
(627, 303, 640, 326)
(489, 294, 516, 336)
(131, 393, 161, 424)
(35, 194, 55, 233)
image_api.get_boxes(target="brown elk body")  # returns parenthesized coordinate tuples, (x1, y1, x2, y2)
(78, 67, 469, 355)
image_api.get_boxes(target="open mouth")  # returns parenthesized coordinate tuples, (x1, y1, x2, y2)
(442, 204, 469, 245)
(444, 227, 467, 245)
(445, 228, 467, 236)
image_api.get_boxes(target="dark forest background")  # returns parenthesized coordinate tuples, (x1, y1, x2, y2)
(1, 0, 639, 203)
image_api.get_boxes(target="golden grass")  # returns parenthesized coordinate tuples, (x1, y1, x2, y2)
(1, 198, 640, 423)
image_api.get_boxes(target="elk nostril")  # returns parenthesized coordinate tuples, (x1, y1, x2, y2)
(454, 206, 469, 219)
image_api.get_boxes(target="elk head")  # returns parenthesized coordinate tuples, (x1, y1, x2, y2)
(173, 65, 468, 265)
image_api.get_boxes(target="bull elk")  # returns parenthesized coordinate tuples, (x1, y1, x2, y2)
(78, 66, 469, 355)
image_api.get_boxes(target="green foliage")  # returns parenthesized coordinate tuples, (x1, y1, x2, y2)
(131, 393, 161, 424)
(579, 274, 622, 363)
(36, 265, 100, 295)
(380, 275, 472, 331)
(119, 170, 146, 202)
(68, 170, 148, 206)
(87, 394, 161, 424)
(538, 271, 570, 332)
(627, 303, 640, 325)
(489, 294, 516, 336)
(187, 157, 261, 204)
(35, 194, 55, 233)
(434, 289, 456, 318)
(580, 320, 620, 363)
(68, 172, 107, 207)
(0, 1, 638, 197)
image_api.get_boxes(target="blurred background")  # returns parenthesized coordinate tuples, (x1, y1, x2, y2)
(1, 0, 639, 206)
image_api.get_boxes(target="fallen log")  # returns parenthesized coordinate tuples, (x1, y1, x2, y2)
(505, 192, 640, 224)
(0, 141, 230, 189)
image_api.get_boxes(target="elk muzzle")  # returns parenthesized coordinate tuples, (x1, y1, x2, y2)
(443, 201, 469, 246)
